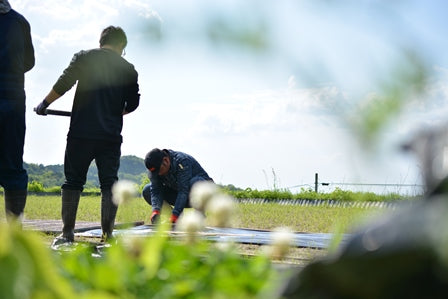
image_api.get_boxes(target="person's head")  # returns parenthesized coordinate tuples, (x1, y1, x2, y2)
(145, 148, 171, 176)
(99, 26, 127, 55)
(0, 0, 11, 14)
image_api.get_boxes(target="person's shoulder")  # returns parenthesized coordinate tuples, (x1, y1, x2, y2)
(74, 48, 106, 60)
(70, 49, 93, 61)
(6, 9, 30, 24)
(172, 150, 193, 163)
(168, 149, 181, 158)
(120, 57, 138, 73)
(82, 48, 103, 55)
(8, 9, 23, 18)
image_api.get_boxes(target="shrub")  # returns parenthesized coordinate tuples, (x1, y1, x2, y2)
(0, 223, 281, 298)
(28, 181, 45, 192)
(224, 186, 408, 202)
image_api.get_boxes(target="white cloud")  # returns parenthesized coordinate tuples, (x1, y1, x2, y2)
(287, 75, 296, 89)
(189, 82, 346, 136)
(35, 25, 98, 53)
(19, 1, 120, 20)
(400, 66, 448, 129)
(19, 0, 160, 52)
(122, 0, 160, 19)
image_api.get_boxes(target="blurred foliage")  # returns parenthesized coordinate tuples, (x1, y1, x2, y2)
(0, 224, 75, 299)
(347, 50, 429, 149)
(206, 15, 270, 52)
(0, 223, 280, 299)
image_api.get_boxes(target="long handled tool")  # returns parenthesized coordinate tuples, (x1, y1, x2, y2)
(33, 108, 71, 117)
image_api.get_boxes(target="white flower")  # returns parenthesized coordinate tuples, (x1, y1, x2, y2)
(206, 194, 236, 228)
(190, 181, 219, 212)
(121, 235, 145, 257)
(215, 241, 235, 252)
(176, 210, 205, 243)
(269, 227, 294, 259)
(112, 180, 137, 205)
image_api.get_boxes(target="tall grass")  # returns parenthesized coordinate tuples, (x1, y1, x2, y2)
(227, 187, 419, 202)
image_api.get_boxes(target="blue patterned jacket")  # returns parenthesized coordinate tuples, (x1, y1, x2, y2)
(150, 149, 212, 216)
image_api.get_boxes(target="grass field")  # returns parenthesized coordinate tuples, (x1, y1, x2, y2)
(0, 194, 388, 265)
(0, 194, 384, 231)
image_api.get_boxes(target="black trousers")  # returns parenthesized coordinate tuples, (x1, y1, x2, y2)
(0, 99, 28, 190)
(62, 137, 121, 192)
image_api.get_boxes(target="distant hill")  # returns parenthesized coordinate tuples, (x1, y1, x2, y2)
(24, 155, 148, 188)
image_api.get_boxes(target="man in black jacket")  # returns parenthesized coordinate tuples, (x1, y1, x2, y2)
(35, 26, 140, 243)
(0, 0, 35, 223)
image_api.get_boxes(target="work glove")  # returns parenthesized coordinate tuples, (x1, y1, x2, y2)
(169, 214, 179, 224)
(35, 99, 50, 115)
(150, 210, 161, 224)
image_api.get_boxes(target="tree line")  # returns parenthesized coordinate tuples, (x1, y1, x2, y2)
(24, 155, 148, 188)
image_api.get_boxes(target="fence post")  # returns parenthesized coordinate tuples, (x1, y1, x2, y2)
(315, 173, 318, 193)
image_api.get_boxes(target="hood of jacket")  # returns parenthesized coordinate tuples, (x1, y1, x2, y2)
(0, 0, 11, 14)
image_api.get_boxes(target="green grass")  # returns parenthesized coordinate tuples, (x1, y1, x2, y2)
(235, 203, 383, 233)
(0, 194, 384, 234)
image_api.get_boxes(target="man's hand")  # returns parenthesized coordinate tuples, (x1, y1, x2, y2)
(169, 214, 179, 224)
(150, 210, 161, 224)
(35, 99, 50, 115)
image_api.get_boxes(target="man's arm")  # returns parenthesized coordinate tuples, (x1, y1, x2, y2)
(35, 89, 62, 115)
(123, 67, 140, 114)
(43, 89, 62, 105)
(23, 19, 35, 72)
(172, 159, 193, 218)
(149, 178, 163, 212)
(35, 52, 82, 115)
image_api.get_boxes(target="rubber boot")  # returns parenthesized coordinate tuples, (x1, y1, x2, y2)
(61, 189, 81, 242)
(101, 189, 118, 241)
(4, 189, 27, 224)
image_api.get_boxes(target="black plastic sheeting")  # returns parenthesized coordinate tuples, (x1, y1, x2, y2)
(77, 225, 350, 249)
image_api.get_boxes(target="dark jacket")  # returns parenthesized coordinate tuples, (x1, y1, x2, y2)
(0, 8, 35, 101)
(53, 48, 140, 142)
(150, 149, 212, 216)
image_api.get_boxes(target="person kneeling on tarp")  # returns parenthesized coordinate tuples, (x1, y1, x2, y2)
(142, 148, 214, 224)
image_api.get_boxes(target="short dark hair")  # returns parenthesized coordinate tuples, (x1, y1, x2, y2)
(99, 26, 127, 47)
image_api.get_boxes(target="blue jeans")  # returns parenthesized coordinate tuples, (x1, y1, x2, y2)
(62, 137, 121, 192)
(0, 99, 27, 190)
(142, 183, 182, 207)
(142, 175, 212, 208)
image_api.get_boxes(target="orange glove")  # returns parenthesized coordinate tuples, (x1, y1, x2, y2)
(169, 214, 179, 223)
(150, 210, 161, 224)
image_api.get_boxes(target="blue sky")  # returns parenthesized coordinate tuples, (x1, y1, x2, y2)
(12, 0, 448, 193)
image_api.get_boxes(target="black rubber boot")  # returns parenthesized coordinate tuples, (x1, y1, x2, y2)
(4, 189, 27, 223)
(101, 189, 118, 241)
(61, 189, 81, 242)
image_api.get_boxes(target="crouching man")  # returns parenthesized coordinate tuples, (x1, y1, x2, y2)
(142, 148, 214, 224)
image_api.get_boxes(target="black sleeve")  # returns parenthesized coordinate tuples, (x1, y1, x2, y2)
(123, 66, 140, 113)
(22, 18, 34, 72)
(53, 52, 83, 96)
